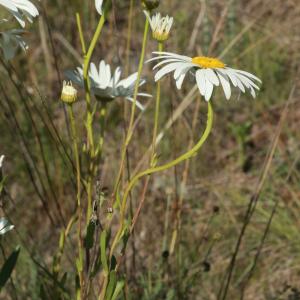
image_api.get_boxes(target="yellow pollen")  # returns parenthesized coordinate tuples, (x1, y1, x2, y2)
(192, 56, 225, 69)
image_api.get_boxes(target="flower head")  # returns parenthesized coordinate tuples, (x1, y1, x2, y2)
(95, 0, 103, 15)
(0, 0, 39, 28)
(144, 11, 173, 42)
(147, 52, 262, 101)
(66, 60, 151, 110)
(61, 81, 78, 104)
(0, 218, 14, 235)
(142, 0, 160, 11)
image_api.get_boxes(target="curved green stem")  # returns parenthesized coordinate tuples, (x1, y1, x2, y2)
(110, 102, 214, 257)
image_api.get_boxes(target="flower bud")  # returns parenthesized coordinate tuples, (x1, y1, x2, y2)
(61, 81, 77, 104)
(142, 0, 160, 11)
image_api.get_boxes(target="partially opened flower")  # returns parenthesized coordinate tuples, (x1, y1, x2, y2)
(95, 0, 103, 15)
(144, 11, 173, 42)
(0, 218, 14, 235)
(66, 60, 151, 110)
(0, 0, 39, 28)
(147, 52, 262, 101)
(61, 81, 78, 104)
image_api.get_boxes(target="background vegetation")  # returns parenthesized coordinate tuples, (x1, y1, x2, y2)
(1, 0, 300, 299)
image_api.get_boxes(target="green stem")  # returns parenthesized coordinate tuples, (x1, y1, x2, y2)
(81, 1, 111, 221)
(76, 13, 87, 55)
(110, 102, 214, 258)
(113, 17, 150, 196)
(95, 102, 108, 156)
(151, 42, 163, 159)
(67, 104, 84, 299)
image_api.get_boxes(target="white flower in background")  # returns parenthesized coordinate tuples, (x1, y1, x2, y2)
(95, 0, 103, 15)
(147, 52, 262, 101)
(144, 11, 173, 42)
(0, 0, 39, 28)
(0, 155, 4, 169)
(0, 29, 28, 60)
(0, 218, 14, 235)
(66, 60, 151, 111)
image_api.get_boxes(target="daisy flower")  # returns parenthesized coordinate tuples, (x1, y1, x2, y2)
(147, 52, 262, 101)
(95, 0, 103, 15)
(0, 218, 14, 235)
(66, 60, 151, 111)
(0, 0, 39, 28)
(144, 11, 173, 42)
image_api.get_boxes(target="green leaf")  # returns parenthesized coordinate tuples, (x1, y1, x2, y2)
(104, 271, 117, 300)
(100, 230, 108, 273)
(84, 221, 96, 250)
(0, 246, 20, 289)
(111, 280, 125, 300)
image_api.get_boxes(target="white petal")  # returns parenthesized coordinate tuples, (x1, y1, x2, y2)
(126, 97, 145, 111)
(204, 80, 214, 101)
(112, 67, 121, 87)
(219, 68, 237, 87)
(174, 63, 193, 80)
(152, 51, 192, 62)
(217, 73, 231, 100)
(153, 58, 185, 70)
(95, 0, 103, 14)
(236, 73, 260, 90)
(234, 69, 262, 83)
(118, 72, 138, 88)
(0, 0, 18, 12)
(176, 73, 186, 90)
(155, 62, 185, 81)
(195, 69, 206, 96)
(205, 69, 220, 86)
(0, 155, 4, 168)
(90, 63, 99, 82)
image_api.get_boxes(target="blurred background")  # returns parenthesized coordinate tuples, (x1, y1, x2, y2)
(0, 0, 300, 299)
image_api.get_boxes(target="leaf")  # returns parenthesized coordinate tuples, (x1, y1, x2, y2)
(100, 230, 108, 273)
(111, 280, 125, 300)
(0, 246, 20, 289)
(84, 221, 96, 250)
(104, 271, 117, 300)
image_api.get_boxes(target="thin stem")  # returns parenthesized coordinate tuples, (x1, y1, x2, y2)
(76, 13, 87, 55)
(151, 42, 163, 159)
(110, 102, 214, 259)
(67, 104, 84, 299)
(113, 17, 150, 196)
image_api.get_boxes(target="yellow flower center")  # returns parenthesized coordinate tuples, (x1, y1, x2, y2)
(191, 56, 225, 69)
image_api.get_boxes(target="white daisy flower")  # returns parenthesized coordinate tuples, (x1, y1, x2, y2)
(0, 217, 14, 235)
(144, 11, 173, 42)
(0, 0, 39, 28)
(147, 52, 262, 101)
(66, 60, 151, 111)
(95, 0, 103, 15)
